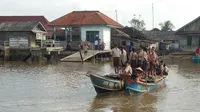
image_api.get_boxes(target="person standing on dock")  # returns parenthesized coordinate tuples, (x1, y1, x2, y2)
(129, 48, 138, 69)
(94, 39, 98, 50)
(111, 43, 121, 74)
(120, 47, 127, 70)
(84, 40, 90, 55)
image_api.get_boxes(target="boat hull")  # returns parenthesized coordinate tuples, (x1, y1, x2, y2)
(192, 56, 200, 63)
(88, 73, 123, 94)
(124, 77, 166, 94)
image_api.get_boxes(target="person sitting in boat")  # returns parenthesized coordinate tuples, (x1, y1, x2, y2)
(156, 60, 164, 75)
(135, 67, 146, 83)
(123, 61, 132, 76)
(163, 63, 169, 75)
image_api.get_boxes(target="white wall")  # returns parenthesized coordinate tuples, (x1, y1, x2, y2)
(81, 25, 111, 50)
(81, 26, 104, 41)
(103, 27, 111, 50)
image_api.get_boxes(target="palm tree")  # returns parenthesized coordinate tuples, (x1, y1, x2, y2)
(159, 20, 175, 31)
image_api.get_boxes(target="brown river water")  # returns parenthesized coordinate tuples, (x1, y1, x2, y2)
(0, 59, 200, 112)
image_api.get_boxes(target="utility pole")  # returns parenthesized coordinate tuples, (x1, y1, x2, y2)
(115, 10, 118, 22)
(152, 3, 155, 29)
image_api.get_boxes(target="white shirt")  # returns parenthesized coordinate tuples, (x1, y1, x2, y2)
(111, 48, 121, 57)
(124, 65, 132, 76)
(120, 49, 127, 64)
(164, 66, 169, 73)
(94, 40, 98, 45)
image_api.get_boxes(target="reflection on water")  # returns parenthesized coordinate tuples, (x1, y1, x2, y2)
(0, 59, 200, 112)
(89, 92, 157, 112)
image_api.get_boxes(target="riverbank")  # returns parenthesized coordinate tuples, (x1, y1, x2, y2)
(159, 51, 194, 60)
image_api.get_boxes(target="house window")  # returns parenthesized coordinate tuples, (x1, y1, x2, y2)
(72, 35, 81, 41)
(86, 31, 99, 43)
(187, 36, 192, 46)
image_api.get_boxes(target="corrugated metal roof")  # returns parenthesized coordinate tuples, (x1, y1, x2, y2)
(111, 28, 130, 38)
(49, 11, 123, 28)
(0, 21, 40, 31)
(0, 16, 52, 30)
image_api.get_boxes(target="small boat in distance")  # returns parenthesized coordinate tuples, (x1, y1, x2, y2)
(121, 75, 166, 94)
(192, 56, 200, 63)
(87, 72, 124, 94)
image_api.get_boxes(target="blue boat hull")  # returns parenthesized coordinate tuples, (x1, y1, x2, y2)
(192, 56, 200, 63)
(88, 73, 123, 94)
(124, 77, 166, 94)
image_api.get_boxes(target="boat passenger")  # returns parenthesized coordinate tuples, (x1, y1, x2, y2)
(123, 61, 132, 76)
(111, 43, 121, 74)
(135, 67, 145, 83)
(156, 60, 164, 75)
(163, 63, 169, 75)
(149, 47, 158, 76)
(142, 47, 148, 73)
(120, 47, 127, 69)
(129, 47, 138, 69)
(138, 45, 145, 68)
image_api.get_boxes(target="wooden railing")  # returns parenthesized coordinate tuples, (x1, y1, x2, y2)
(0, 40, 61, 49)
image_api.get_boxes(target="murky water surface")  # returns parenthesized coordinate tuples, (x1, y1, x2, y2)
(0, 59, 200, 112)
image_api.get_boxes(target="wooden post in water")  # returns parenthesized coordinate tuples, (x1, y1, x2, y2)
(79, 49, 84, 64)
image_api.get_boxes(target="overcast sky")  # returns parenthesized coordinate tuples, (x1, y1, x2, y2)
(0, 0, 200, 30)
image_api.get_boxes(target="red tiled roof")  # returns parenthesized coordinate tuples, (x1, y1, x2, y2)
(0, 16, 53, 31)
(49, 11, 123, 28)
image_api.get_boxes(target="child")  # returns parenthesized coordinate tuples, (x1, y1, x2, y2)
(163, 64, 169, 75)
(123, 61, 132, 76)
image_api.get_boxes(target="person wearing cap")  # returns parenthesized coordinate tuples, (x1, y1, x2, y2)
(135, 67, 145, 83)
(111, 43, 121, 74)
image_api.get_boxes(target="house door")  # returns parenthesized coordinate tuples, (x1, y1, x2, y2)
(187, 36, 192, 46)
(86, 31, 99, 43)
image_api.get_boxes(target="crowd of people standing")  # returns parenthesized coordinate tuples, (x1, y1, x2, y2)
(111, 43, 169, 82)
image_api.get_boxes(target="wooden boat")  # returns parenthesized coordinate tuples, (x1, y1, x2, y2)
(121, 75, 166, 94)
(192, 56, 200, 63)
(87, 72, 124, 94)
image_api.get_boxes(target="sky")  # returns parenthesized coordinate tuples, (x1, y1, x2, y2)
(0, 0, 200, 30)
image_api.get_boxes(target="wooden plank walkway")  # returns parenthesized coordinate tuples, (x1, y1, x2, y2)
(60, 50, 111, 62)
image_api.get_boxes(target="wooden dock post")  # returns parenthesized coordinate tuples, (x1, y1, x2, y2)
(79, 49, 84, 64)
(4, 48, 9, 61)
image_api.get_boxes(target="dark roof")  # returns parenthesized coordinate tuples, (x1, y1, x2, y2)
(144, 30, 178, 40)
(111, 28, 130, 38)
(0, 21, 46, 32)
(0, 16, 52, 31)
(118, 27, 148, 39)
(176, 16, 200, 34)
(151, 28, 160, 31)
(49, 11, 123, 28)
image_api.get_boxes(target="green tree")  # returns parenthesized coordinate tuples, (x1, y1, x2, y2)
(159, 20, 175, 31)
(129, 15, 146, 31)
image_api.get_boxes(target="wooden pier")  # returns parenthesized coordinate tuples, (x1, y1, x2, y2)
(60, 50, 111, 62)
(0, 40, 63, 61)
